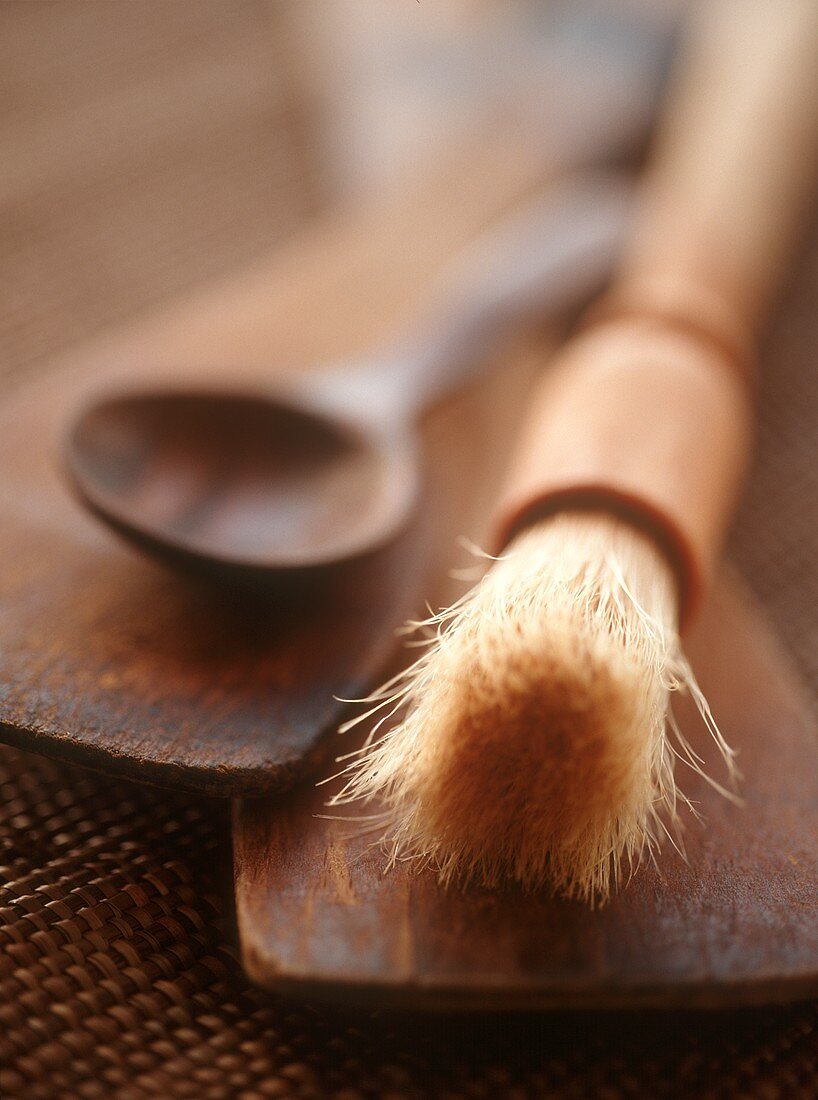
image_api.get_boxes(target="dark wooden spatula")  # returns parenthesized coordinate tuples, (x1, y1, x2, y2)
(234, 577, 818, 1010)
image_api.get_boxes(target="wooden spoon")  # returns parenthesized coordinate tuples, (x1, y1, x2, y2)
(64, 177, 629, 582)
(62, 0, 678, 583)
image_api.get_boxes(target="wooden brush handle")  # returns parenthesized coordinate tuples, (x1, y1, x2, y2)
(611, 0, 818, 349)
(496, 0, 818, 625)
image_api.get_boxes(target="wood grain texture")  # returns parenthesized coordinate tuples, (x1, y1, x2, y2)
(0, 133, 551, 794)
(233, 577, 818, 1010)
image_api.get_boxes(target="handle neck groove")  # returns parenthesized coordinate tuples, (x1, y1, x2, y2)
(583, 279, 756, 387)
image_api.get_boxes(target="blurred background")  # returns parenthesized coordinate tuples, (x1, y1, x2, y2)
(2, 0, 814, 687)
(1, 0, 682, 376)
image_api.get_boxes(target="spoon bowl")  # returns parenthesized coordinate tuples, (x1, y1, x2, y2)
(64, 176, 633, 581)
(67, 389, 419, 578)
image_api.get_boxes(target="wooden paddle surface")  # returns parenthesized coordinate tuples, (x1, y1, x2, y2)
(234, 575, 818, 1010)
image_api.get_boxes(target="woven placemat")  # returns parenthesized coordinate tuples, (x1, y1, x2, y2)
(1, 3, 816, 1096)
(730, 244, 818, 699)
(0, 740, 816, 1099)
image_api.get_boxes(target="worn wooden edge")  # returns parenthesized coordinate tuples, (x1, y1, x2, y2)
(0, 711, 331, 797)
(238, 966, 818, 1014)
(0, 517, 431, 796)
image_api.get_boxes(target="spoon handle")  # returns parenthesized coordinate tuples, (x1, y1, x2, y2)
(309, 173, 633, 426)
(297, 2, 677, 427)
(381, 173, 632, 421)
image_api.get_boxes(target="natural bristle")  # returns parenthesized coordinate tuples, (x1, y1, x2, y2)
(331, 513, 735, 903)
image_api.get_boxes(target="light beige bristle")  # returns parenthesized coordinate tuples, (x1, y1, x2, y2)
(331, 512, 736, 904)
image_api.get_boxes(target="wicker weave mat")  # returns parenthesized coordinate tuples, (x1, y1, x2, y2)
(0, 738, 816, 1100)
(1, 4, 817, 1096)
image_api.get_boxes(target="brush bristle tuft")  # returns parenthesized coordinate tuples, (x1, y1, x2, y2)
(331, 513, 735, 903)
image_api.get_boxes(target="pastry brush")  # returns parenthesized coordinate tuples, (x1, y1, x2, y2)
(332, 0, 818, 902)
